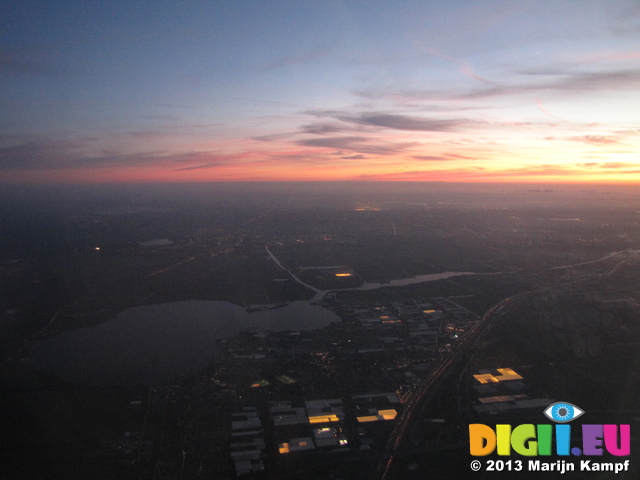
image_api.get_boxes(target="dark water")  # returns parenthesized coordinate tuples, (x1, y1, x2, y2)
(28, 300, 339, 385)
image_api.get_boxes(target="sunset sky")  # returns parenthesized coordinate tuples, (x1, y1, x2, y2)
(2, 0, 640, 184)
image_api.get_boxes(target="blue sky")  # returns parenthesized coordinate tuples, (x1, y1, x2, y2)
(2, 0, 640, 183)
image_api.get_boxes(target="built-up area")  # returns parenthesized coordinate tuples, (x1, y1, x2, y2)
(222, 294, 480, 477)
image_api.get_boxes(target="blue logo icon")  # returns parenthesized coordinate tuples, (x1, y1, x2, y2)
(543, 402, 584, 423)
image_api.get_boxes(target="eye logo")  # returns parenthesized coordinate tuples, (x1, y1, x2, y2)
(543, 402, 584, 423)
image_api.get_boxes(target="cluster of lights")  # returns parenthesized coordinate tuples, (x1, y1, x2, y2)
(473, 368, 523, 384)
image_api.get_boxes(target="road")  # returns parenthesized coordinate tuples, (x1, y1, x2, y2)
(374, 252, 634, 480)
(375, 291, 531, 480)
(265, 246, 322, 295)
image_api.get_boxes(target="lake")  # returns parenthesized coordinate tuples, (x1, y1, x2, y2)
(28, 300, 339, 386)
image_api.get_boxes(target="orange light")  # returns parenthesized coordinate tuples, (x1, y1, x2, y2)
(379, 409, 397, 420)
(278, 443, 290, 454)
(357, 415, 379, 423)
(357, 409, 397, 422)
(308, 414, 340, 424)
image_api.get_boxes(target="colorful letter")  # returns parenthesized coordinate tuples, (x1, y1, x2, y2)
(469, 424, 496, 456)
(555, 424, 571, 456)
(511, 424, 537, 456)
(537, 424, 552, 456)
(496, 424, 512, 455)
(604, 425, 630, 456)
(582, 424, 604, 456)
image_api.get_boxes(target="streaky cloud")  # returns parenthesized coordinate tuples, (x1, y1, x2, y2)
(597, 162, 640, 170)
(0, 139, 78, 170)
(425, 47, 498, 86)
(295, 136, 414, 154)
(445, 153, 478, 160)
(0, 138, 245, 173)
(174, 162, 224, 171)
(301, 123, 345, 134)
(568, 134, 621, 145)
(308, 110, 473, 132)
(356, 67, 640, 103)
(339, 113, 468, 131)
(412, 155, 450, 161)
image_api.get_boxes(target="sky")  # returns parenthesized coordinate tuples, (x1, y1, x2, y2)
(2, 0, 640, 184)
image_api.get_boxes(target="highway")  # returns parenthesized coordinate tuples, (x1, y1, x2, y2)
(373, 253, 632, 480)
(375, 293, 526, 480)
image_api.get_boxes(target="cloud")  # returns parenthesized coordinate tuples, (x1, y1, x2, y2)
(307, 110, 473, 132)
(127, 123, 223, 139)
(597, 162, 639, 170)
(410, 153, 478, 161)
(552, 69, 640, 92)
(169, 151, 253, 170)
(354, 169, 487, 181)
(574, 50, 640, 65)
(352, 161, 634, 182)
(425, 47, 498, 86)
(78, 150, 237, 168)
(174, 162, 224, 171)
(252, 132, 296, 142)
(295, 136, 414, 154)
(467, 69, 640, 99)
(0, 137, 247, 173)
(411, 155, 450, 161)
(343, 113, 468, 131)
(492, 165, 583, 177)
(608, 4, 640, 36)
(253, 122, 358, 144)
(536, 98, 572, 124)
(568, 135, 621, 145)
(0, 140, 78, 170)
(445, 153, 478, 160)
(356, 171, 433, 180)
(356, 66, 640, 104)
(295, 136, 369, 149)
(301, 123, 345, 134)
(77, 151, 170, 167)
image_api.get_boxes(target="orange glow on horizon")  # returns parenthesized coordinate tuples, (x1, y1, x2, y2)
(3, 148, 640, 185)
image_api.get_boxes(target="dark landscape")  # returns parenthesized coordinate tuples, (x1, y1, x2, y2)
(1, 182, 639, 479)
